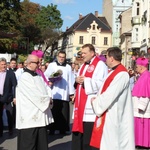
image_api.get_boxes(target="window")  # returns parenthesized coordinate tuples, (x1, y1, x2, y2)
(79, 36, 83, 44)
(136, 3, 140, 15)
(93, 25, 95, 30)
(135, 28, 138, 41)
(116, 24, 119, 32)
(91, 37, 96, 45)
(104, 37, 108, 45)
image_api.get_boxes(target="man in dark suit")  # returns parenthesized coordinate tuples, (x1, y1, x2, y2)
(0, 57, 17, 137)
(9, 57, 17, 71)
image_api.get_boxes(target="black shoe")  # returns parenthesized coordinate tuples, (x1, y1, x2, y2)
(60, 131, 71, 135)
(49, 131, 54, 135)
(0, 133, 3, 137)
(9, 129, 13, 135)
(60, 131, 65, 134)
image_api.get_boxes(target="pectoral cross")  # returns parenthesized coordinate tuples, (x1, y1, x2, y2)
(32, 115, 38, 121)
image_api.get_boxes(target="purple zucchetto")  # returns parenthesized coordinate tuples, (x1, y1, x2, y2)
(136, 57, 149, 67)
(98, 54, 106, 63)
(31, 50, 44, 58)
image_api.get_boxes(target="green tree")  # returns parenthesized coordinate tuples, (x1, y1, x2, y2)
(35, 4, 63, 30)
(0, 0, 21, 31)
(0, 0, 63, 55)
(0, 0, 21, 53)
(19, 1, 63, 54)
(16, 0, 41, 53)
(35, 4, 63, 54)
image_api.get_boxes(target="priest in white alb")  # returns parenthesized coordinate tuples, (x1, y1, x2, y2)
(90, 47, 135, 150)
(16, 55, 53, 150)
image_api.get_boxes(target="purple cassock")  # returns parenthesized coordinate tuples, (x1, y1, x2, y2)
(132, 57, 150, 148)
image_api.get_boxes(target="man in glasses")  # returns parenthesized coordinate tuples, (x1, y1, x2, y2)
(16, 54, 53, 150)
(44, 51, 75, 135)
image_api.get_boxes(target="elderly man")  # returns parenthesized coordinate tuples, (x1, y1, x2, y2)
(132, 57, 150, 148)
(16, 55, 53, 150)
(0, 57, 17, 137)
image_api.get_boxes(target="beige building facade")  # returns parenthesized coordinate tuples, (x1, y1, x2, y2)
(119, 8, 132, 68)
(131, 0, 150, 54)
(103, 0, 132, 47)
(58, 12, 112, 63)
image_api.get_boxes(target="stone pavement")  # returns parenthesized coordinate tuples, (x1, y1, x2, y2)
(0, 129, 72, 150)
(0, 102, 150, 150)
(0, 102, 74, 150)
(1, 129, 150, 150)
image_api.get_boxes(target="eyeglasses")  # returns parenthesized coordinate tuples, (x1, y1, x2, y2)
(31, 61, 39, 65)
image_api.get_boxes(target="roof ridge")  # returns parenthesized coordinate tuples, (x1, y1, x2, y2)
(65, 13, 111, 32)
(98, 16, 111, 30)
(74, 13, 91, 30)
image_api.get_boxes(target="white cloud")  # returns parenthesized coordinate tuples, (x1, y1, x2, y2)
(52, 0, 75, 4)
(65, 16, 74, 20)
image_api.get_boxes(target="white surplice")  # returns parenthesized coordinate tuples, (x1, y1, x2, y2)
(16, 72, 53, 129)
(44, 62, 75, 101)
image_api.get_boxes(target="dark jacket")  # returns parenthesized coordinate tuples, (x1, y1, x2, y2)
(0, 70, 17, 103)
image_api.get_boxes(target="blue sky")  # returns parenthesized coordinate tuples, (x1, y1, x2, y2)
(30, 0, 103, 31)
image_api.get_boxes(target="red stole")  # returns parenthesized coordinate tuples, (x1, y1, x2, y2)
(90, 64, 127, 148)
(72, 57, 100, 133)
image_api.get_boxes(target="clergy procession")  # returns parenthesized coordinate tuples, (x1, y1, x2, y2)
(0, 44, 150, 150)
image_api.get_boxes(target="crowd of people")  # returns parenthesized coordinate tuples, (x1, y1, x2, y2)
(0, 44, 150, 150)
